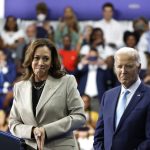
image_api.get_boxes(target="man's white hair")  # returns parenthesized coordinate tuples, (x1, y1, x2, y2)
(114, 47, 141, 65)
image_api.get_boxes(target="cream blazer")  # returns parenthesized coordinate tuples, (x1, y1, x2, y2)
(9, 75, 86, 150)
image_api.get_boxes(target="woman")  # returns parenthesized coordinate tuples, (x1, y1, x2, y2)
(0, 16, 25, 61)
(55, 7, 80, 49)
(9, 38, 86, 150)
(1, 16, 24, 49)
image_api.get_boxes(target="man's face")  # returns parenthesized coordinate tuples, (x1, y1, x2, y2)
(115, 53, 140, 88)
(103, 6, 113, 21)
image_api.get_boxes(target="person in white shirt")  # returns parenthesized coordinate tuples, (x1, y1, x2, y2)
(80, 28, 115, 60)
(94, 2, 123, 48)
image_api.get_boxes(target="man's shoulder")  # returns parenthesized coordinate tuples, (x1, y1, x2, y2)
(143, 83, 150, 92)
(105, 86, 121, 95)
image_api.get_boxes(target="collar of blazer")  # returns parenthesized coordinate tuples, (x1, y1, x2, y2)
(24, 75, 62, 118)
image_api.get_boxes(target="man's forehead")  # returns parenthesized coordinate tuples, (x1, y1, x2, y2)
(115, 53, 136, 61)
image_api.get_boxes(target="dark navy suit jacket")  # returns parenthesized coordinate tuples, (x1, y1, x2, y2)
(74, 65, 107, 102)
(94, 82, 150, 150)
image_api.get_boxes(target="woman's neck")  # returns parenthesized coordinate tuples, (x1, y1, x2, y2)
(34, 75, 48, 82)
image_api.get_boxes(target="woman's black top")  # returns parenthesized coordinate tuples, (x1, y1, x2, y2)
(32, 80, 45, 116)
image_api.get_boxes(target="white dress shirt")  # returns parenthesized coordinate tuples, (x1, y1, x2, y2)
(94, 19, 123, 47)
(85, 64, 98, 97)
(80, 44, 115, 60)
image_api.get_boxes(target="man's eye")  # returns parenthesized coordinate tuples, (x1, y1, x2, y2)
(117, 65, 122, 68)
(126, 65, 133, 69)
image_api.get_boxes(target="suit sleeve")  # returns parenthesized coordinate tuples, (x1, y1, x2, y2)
(137, 104, 150, 150)
(43, 75, 86, 139)
(8, 84, 34, 139)
(93, 93, 105, 150)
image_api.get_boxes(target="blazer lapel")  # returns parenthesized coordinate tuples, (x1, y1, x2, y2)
(36, 75, 61, 117)
(23, 80, 37, 125)
(115, 82, 145, 133)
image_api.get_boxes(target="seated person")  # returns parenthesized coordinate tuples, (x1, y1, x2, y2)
(0, 49, 16, 110)
(82, 94, 98, 129)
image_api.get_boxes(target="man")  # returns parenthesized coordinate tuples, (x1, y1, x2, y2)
(94, 47, 150, 150)
(59, 34, 78, 73)
(94, 2, 123, 48)
(75, 48, 107, 112)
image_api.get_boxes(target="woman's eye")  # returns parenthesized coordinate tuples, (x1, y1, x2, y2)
(43, 57, 49, 61)
(33, 57, 39, 61)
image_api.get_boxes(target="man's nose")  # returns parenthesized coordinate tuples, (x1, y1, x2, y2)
(121, 66, 127, 73)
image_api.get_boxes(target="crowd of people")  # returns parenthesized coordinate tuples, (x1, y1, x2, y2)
(0, 2, 150, 150)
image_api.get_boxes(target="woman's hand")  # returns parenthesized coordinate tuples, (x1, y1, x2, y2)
(33, 127, 45, 150)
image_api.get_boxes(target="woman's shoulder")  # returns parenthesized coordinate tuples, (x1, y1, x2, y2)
(61, 74, 75, 80)
(57, 74, 76, 86)
(14, 80, 30, 88)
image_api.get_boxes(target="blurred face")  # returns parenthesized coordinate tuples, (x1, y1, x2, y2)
(32, 46, 51, 81)
(84, 26, 93, 37)
(64, 7, 74, 16)
(134, 19, 148, 33)
(82, 96, 90, 110)
(6, 17, 17, 31)
(64, 7, 75, 26)
(93, 31, 103, 40)
(103, 6, 113, 21)
(115, 53, 140, 88)
(63, 36, 71, 49)
(26, 24, 37, 38)
(126, 35, 137, 48)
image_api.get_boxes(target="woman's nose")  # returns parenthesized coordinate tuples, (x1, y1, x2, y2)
(38, 59, 44, 65)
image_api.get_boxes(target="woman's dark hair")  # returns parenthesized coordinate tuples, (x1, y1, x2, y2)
(22, 38, 66, 80)
(4, 16, 18, 32)
(90, 28, 104, 46)
(123, 31, 139, 45)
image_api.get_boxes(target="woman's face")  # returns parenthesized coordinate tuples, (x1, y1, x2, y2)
(82, 96, 90, 110)
(126, 35, 137, 48)
(32, 46, 51, 81)
(92, 30, 103, 43)
(6, 17, 17, 31)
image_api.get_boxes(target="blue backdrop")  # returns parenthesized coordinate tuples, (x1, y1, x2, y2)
(5, 0, 150, 20)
